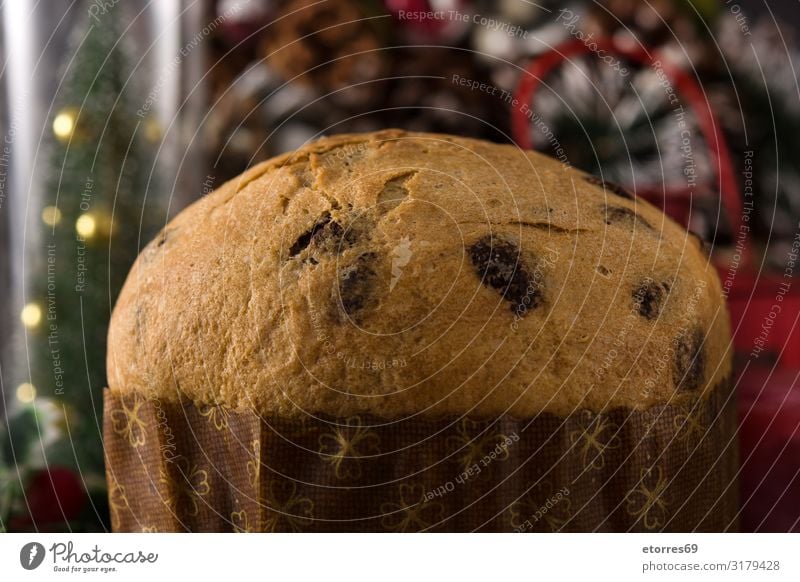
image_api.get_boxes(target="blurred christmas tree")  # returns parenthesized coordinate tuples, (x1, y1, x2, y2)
(1, 8, 161, 531)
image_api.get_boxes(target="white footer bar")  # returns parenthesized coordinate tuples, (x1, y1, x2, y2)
(1, 533, 796, 581)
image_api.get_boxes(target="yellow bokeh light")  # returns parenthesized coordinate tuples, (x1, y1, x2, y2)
(20, 303, 42, 328)
(53, 109, 76, 141)
(76, 213, 96, 238)
(144, 117, 162, 142)
(42, 205, 62, 226)
(16, 383, 37, 403)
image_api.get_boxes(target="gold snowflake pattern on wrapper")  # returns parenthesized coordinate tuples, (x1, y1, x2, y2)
(509, 481, 572, 532)
(445, 418, 512, 474)
(107, 477, 130, 531)
(159, 459, 211, 518)
(247, 439, 261, 488)
(231, 510, 251, 533)
(625, 467, 669, 530)
(673, 399, 708, 453)
(262, 481, 315, 533)
(109, 398, 147, 448)
(199, 404, 230, 431)
(380, 484, 445, 532)
(568, 410, 621, 470)
(317, 416, 380, 480)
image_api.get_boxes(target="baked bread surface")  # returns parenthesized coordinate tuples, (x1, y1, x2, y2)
(107, 130, 731, 417)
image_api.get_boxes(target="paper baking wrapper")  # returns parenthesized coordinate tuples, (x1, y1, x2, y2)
(104, 378, 738, 532)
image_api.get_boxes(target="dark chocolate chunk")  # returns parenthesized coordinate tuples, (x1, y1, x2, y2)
(603, 205, 652, 230)
(584, 175, 635, 200)
(309, 219, 349, 253)
(633, 280, 670, 320)
(674, 328, 706, 391)
(289, 212, 358, 257)
(469, 236, 542, 315)
(290, 213, 332, 257)
(336, 252, 379, 319)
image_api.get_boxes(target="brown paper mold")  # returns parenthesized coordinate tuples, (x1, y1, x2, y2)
(104, 376, 738, 532)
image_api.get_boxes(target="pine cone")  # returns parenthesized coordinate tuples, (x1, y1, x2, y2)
(379, 47, 508, 141)
(262, 0, 391, 107)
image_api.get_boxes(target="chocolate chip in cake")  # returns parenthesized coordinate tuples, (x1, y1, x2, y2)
(310, 219, 357, 254)
(596, 265, 612, 278)
(603, 205, 652, 230)
(289, 212, 358, 257)
(674, 328, 705, 391)
(336, 252, 379, 320)
(290, 213, 332, 257)
(469, 236, 542, 314)
(584, 175, 635, 200)
(633, 280, 670, 320)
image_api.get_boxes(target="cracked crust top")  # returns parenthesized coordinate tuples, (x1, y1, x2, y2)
(107, 130, 731, 417)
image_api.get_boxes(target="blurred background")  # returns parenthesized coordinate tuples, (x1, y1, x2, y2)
(0, 0, 798, 532)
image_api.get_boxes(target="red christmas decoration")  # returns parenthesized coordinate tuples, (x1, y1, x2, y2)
(24, 467, 87, 528)
(739, 366, 800, 532)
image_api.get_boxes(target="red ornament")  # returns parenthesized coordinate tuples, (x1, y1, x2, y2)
(739, 366, 800, 532)
(513, 38, 748, 268)
(25, 466, 87, 527)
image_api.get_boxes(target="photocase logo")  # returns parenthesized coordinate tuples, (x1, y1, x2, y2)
(20, 542, 46, 570)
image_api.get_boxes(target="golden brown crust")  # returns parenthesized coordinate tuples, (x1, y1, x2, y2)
(107, 130, 732, 417)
